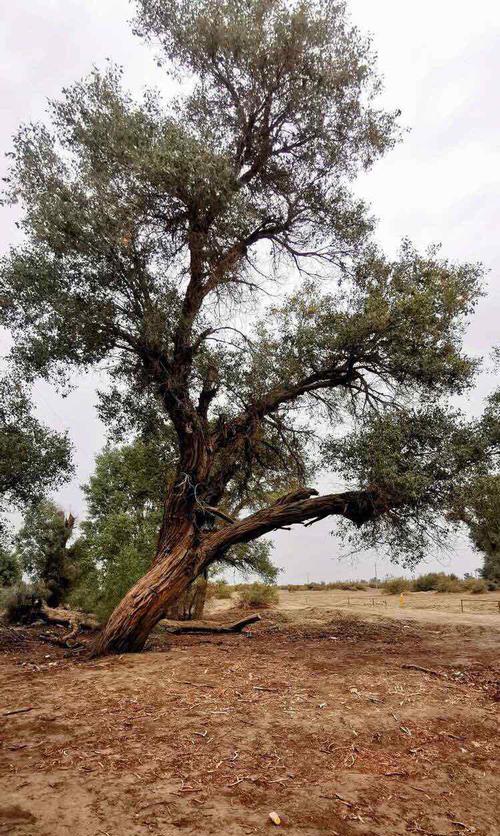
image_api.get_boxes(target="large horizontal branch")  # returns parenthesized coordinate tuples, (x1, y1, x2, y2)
(203, 487, 384, 560)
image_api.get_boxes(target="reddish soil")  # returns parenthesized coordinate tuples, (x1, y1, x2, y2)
(0, 610, 498, 835)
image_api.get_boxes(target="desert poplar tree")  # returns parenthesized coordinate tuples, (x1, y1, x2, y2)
(1, 1, 485, 654)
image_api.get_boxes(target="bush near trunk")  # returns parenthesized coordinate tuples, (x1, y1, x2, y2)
(207, 580, 233, 600)
(382, 577, 412, 595)
(237, 583, 279, 609)
(3, 582, 48, 624)
(164, 576, 208, 619)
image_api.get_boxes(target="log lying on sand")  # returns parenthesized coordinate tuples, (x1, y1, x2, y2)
(41, 604, 99, 633)
(160, 613, 261, 635)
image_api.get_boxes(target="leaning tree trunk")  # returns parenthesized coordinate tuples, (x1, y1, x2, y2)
(91, 533, 204, 656)
(92, 428, 216, 656)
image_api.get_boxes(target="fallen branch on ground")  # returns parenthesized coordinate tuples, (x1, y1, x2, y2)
(40, 604, 99, 632)
(401, 664, 446, 678)
(160, 613, 261, 634)
(3, 706, 34, 716)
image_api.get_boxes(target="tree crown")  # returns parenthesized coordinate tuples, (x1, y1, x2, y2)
(0, 0, 486, 566)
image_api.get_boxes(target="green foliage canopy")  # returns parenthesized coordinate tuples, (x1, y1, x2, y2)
(0, 378, 72, 534)
(15, 500, 81, 606)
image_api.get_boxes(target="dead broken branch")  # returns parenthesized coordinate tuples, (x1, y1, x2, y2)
(161, 613, 261, 634)
(3, 706, 34, 717)
(401, 664, 446, 678)
(41, 604, 99, 632)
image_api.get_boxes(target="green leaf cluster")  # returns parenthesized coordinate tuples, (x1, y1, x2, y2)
(0, 377, 73, 534)
(15, 500, 81, 606)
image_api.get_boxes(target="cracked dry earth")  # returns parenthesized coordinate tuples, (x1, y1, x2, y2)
(0, 612, 499, 836)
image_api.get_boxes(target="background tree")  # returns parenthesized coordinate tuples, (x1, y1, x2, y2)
(16, 500, 81, 606)
(450, 369, 499, 584)
(72, 436, 278, 621)
(0, 376, 73, 536)
(0, 538, 21, 587)
(461, 475, 500, 585)
(0, 0, 485, 654)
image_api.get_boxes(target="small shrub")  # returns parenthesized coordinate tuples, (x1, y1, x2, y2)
(435, 577, 463, 593)
(217, 582, 232, 600)
(4, 582, 48, 624)
(382, 577, 411, 595)
(208, 580, 232, 600)
(412, 572, 444, 592)
(470, 579, 488, 594)
(238, 583, 279, 609)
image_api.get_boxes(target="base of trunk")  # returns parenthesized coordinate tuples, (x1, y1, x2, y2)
(90, 538, 205, 657)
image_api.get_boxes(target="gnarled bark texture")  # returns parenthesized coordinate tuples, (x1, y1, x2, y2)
(91, 535, 201, 656)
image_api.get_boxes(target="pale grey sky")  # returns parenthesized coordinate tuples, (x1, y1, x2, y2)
(1, 1, 499, 581)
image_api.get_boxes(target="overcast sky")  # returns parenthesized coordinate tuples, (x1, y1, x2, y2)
(1, 1, 499, 581)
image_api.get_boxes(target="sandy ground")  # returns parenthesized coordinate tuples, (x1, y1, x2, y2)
(0, 603, 499, 836)
(211, 589, 500, 628)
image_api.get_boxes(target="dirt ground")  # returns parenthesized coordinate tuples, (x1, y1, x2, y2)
(211, 589, 500, 628)
(0, 603, 499, 836)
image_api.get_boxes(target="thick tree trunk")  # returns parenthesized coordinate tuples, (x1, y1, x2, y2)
(91, 429, 216, 656)
(91, 534, 204, 656)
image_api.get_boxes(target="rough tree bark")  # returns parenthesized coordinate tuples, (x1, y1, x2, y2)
(91, 533, 202, 655)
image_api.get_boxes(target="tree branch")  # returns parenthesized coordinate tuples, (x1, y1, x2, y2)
(213, 362, 356, 453)
(203, 488, 384, 560)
